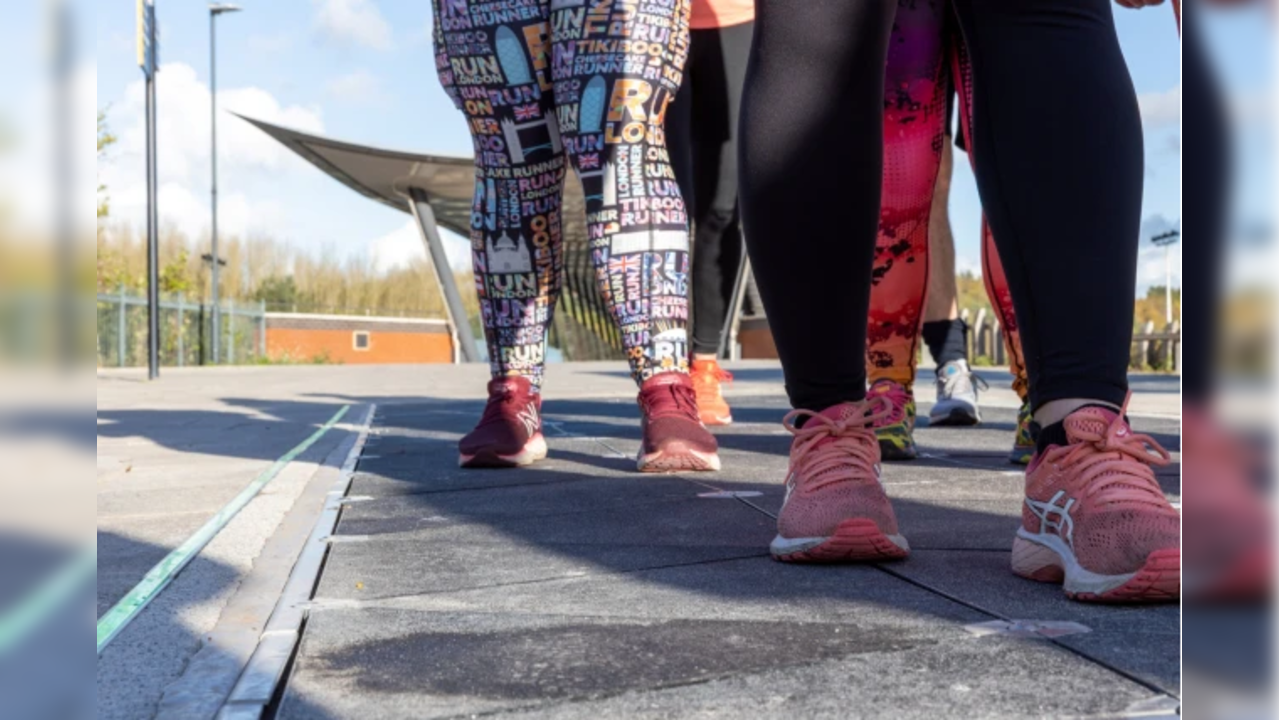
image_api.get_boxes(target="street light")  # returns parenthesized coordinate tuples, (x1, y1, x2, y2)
(1151, 229, 1180, 326)
(209, 3, 240, 364)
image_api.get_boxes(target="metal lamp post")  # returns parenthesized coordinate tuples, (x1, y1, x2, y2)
(209, 3, 240, 364)
(1151, 229, 1180, 325)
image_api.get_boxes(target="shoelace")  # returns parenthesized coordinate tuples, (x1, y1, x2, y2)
(1046, 412, 1172, 510)
(692, 363, 733, 388)
(476, 381, 525, 428)
(781, 396, 893, 492)
(642, 381, 700, 421)
(867, 380, 910, 424)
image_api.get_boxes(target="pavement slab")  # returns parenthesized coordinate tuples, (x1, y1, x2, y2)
(277, 383, 1182, 719)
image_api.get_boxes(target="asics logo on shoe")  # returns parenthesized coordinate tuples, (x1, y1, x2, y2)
(782, 473, 797, 507)
(516, 404, 540, 436)
(1025, 490, 1077, 547)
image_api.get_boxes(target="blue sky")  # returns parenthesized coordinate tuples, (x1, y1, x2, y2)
(83, 1, 1241, 294)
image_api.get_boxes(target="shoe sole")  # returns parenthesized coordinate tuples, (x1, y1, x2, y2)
(1008, 447, 1033, 465)
(636, 442, 721, 473)
(699, 412, 732, 426)
(1012, 532, 1179, 603)
(459, 434, 548, 469)
(771, 518, 910, 563)
(928, 407, 981, 427)
(878, 439, 918, 461)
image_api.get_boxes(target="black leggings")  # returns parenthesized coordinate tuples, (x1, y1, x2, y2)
(1181, 16, 1225, 404)
(740, 0, 1144, 412)
(667, 22, 754, 356)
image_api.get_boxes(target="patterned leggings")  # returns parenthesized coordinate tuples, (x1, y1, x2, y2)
(432, 0, 693, 389)
(868, 0, 1027, 400)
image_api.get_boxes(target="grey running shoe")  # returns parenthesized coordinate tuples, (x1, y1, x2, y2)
(929, 359, 987, 426)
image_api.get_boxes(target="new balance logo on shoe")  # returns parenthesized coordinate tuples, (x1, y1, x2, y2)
(516, 404, 540, 436)
(1025, 491, 1077, 547)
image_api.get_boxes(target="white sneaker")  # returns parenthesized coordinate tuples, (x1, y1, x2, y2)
(928, 359, 986, 426)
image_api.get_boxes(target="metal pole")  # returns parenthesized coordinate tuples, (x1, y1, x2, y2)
(54, 0, 74, 369)
(408, 188, 480, 362)
(1164, 245, 1172, 325)
(209, 10, 221, 364)
(227, 305, 234, 364)
(718, 252, 751, 361)
(145, 42, 161, 379)
(176, 293, 185, 367)
(259, 300, 267, 356)
(118, 283, 127, 367)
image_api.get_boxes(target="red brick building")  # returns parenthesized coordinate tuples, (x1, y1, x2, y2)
(264, 313, 455, 364)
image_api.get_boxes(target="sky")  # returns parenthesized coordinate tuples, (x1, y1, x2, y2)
(68, 1, 1266, 295)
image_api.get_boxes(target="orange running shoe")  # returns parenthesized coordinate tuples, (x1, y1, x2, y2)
(690, 358, 733, 426)
(1012, 400, 1179, 603)
(770, 398, 910, 563)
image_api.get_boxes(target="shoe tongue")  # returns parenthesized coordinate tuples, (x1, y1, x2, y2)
(1063, 405, 1122, 444)
(644, 372, 691, 390)
(802, 403, 870, 449)
(490, 376, 532, 397)
(817, 402, 864, 423)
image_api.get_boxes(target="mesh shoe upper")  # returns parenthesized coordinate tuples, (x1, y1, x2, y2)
(933, 359, 987, 411)
(776, 400, 900, 540)
(459, 376, 542, 456)
(638, 373, 718, 456)
(690, 359, 732, 421)
(1023, 405, 1178, 576)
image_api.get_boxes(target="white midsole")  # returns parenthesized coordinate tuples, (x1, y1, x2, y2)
(770, 531, 910, 556)
(1015, 529, 1136, 595)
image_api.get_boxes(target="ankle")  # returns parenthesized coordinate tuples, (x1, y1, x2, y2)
(1033, 398, 1119, 428)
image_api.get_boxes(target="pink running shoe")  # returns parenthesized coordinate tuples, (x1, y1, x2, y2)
(636, 373, 721, 473)
(1012, 400, 1179, 603)
(1182, 405, 1270, 602)
(458, 377, 548, 468)
(771, 398, 910, 563)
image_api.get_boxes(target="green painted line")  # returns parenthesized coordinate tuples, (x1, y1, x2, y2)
(96, 404, 351, 654)
(0, 548, 96, 654)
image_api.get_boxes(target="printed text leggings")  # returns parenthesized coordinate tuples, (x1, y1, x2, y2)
(433, 0, 693, 388)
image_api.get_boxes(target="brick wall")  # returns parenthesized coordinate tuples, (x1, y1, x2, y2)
(264, 314, 454, 364)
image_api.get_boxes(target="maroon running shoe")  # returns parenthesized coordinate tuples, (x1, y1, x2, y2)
(459, 377, 548, 468)
(636, 373, 721, 473)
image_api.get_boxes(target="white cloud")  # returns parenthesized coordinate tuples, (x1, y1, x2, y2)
(98, 62, 323, 240)
(312, 0, 393, 51)
(368, 219, 471, 273)
(1137, 85, 1180, 129)
(325, 70, 389, 106)
(1135, 242, 1181, 297)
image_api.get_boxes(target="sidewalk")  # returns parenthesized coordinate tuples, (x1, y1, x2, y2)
(272, 366, 1180, 718)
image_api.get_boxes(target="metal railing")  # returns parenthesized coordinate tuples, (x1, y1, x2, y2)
(962, 307, 1180, 372)
(96, 286, 267, 367)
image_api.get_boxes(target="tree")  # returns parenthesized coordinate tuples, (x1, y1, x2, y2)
(253, 275, 300, 309)
(97, 110, 117, 219)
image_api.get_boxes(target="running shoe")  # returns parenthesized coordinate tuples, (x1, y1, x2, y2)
(771, 398, 910, 562)
(868, 379, 917, 460)
(1012, 401, 1179, 602)
(1009, 401, 1035, 465)
(928, 359, 987, 426)
(636, 373, 721, 472)
(459, 376, 548, 468)
(1183, 406, 1270, 602)
(690, 358, 733, 426)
